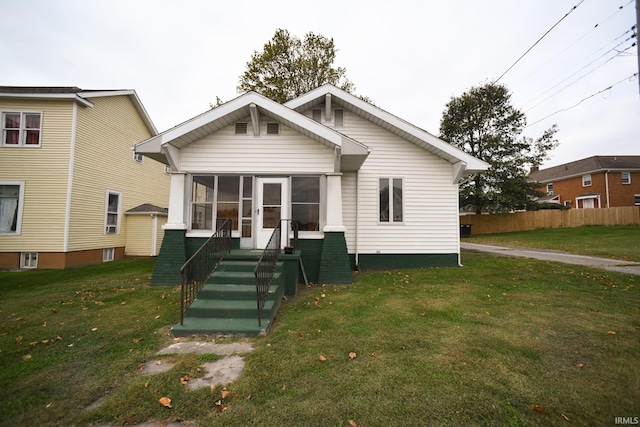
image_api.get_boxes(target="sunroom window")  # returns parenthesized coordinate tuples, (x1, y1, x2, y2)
(217, 176, 240, 231)
(2, 112, 41, 146)
(291, 176, 320, 231)
(191, 176, 215, 230)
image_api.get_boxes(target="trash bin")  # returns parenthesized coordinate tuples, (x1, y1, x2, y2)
(460, 224, 472, 238)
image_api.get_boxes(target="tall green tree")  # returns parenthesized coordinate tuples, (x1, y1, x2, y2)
(237, 29, 355, 103)
(439, 82, 558, 214)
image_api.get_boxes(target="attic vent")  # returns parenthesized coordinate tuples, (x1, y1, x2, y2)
(266, 123, 280, 135)
(334, 109, 344, 127)
(235, 122, 248, 134)
(312, 109, 321, 122)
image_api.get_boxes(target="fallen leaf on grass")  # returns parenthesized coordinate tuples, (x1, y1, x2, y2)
(51, 308, 58, 313)
(348, 420, 358, 427)
(348, 352, 356, 360)
(154, 315, 160, 320)
(607, 331, 616, 335)
(531, 405, 546, 413)
(221, 388, 230, 399)
(82, 307, 89, 311)
(576, 363, 584, 368)
(180, 375, 189, 385)
(15, 336, 23, 344)
(91, 328, 98, 332)
(159, 397, 172, 408)
(23, 354, 32, 360)
(561, 413, 569, 421)
(121, 301, 127, 306)
(214, 399, 227, 412)
(144, 382, 149, 388)
(319, 355, 327, 362)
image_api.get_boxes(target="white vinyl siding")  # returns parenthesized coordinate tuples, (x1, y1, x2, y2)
(336, 110, 459, 255)
(180, 117, 334, 174)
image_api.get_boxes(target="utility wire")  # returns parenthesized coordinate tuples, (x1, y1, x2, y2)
(525, 72, 639, 127)
(523, 33, 637, 110)
(495, 0, 585, 83)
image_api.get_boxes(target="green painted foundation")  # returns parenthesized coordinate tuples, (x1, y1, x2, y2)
(356, 253, 459, 270)
(151, 229, 186, 286)
(317, 232, 352, 284)
(297, 239, 323, 283)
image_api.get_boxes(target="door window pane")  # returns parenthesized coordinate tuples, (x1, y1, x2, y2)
(263, 183, 281, 205)
(263, 207, 281, 228)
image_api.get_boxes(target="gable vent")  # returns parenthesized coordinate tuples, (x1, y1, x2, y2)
(266, 123, 280, 135)
(235, 122, 248, 134)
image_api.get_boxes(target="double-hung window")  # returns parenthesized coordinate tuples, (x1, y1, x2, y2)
(582, 174, 592, 187)
(2, 112, 42, 146)
(621, 172, 631, 184)
(0, 182, 24, 234)
(291, 176, 320, 231)
(104, 191, 121, 234)
(379, 178, 403, 223)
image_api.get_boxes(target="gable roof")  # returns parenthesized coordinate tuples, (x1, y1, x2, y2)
(135, 90, 370, 170)
(125, 203, 168, 215)
(285, 84, 489, 174)
(0, 86, 157, 135)
(529, 155, 640, 183)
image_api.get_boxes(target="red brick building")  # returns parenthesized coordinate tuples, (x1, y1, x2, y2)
(529, 156, 640, 208)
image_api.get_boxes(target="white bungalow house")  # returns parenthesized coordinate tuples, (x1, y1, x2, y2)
(135, 84, 488, 286)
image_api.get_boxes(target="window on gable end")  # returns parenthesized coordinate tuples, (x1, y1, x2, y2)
(133, 152, 143, 163)
(621, 172, 631, 184)
(235, 122, 248, 135)
(266, 123, 280, 135)
(379, 178, 403, 223)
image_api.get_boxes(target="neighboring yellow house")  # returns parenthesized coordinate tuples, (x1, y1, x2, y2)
(0, 86, 170, 269)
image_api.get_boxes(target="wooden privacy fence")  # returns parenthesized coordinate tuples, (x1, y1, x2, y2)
(460, 207, 640, 235)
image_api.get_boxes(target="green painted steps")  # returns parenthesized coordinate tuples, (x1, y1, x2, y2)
(171, 251, 285, 337)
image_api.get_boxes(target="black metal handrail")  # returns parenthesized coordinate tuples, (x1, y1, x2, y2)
(254, 219, 298, 326)
(179, 220, 232, 325)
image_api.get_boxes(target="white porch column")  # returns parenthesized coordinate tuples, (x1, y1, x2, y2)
(164, 172, 187, 230)
(324, 173, 345, 232)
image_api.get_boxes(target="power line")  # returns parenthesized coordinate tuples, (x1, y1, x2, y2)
(495, 0, 586, 82)
(525, 72, 639, 127)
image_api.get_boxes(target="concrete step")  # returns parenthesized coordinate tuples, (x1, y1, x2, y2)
(171, 317, 270, 337)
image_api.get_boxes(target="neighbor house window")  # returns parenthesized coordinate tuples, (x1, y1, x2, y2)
(334, 109, 344, 127)
(0, 182, 24, 234)
(621, 172, 631, 184)
(191, 175, 215, 230)
(20, 252, 37, 268)
(546, 183, 554, 195)
(163, 164, 171, 174)
(582, 174, 592, 187)
(2, 112, 42, 146)
(133, 152, 143, 163)
(104, 191, 121, 234)
(379, 178, 403, 222)
(103, 248, 115, 262)
(235, 122, 247, 135)
(635, 194, 640, 206)
(312, 109, 321, 122)
(291, 176, 320, 231)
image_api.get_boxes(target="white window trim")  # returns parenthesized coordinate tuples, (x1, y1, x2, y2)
(0, 180, 25, 235)
(104, 190, 122, 234)
(546, 183, 554, 195)
(621, 171, 631, 185)
(582, 174, 592, 187)
(634, 194, 640, 206)
(290, 175, 324, 235)
(103, 247, 115, 262)
(133, 152, 144, 163)
(20, 252, 38, 269)
(1, 111, 43, 147)
(378, 177, 404, 224)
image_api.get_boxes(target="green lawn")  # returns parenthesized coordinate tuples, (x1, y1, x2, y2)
(1, 241, 639, 426)
(466, 225, 640, 262)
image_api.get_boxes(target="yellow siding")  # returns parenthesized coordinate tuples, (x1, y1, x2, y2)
(155, 216, 165, 255)
(0, 99, 73, 252)
(124, 215, 150, 256)
(68, 95, 170, 252)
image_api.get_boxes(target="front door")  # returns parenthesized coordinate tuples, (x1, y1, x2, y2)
(256, 177, 289, 249)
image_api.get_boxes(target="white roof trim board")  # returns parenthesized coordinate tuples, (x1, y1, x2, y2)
(285, 84, 488, 173)
(136, 85, 488, 176)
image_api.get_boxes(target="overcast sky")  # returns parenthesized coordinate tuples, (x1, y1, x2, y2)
(1, 0, 638, 168)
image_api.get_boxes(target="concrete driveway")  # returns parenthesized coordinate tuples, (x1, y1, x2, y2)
(460, 241, 640, 276)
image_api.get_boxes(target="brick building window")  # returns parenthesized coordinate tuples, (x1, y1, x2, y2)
(621, 172, 631, 184)
(582, 174, 592, 187)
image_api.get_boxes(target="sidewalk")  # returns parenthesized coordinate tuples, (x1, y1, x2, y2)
(460, 241, 640, 276)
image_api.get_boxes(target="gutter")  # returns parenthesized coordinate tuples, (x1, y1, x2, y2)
(605, 170, 610, 208)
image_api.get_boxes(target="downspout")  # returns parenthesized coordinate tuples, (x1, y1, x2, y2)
(63, 102, 79, 253)
(355, 169, 360, 270)
(605, 170, 610, 208)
